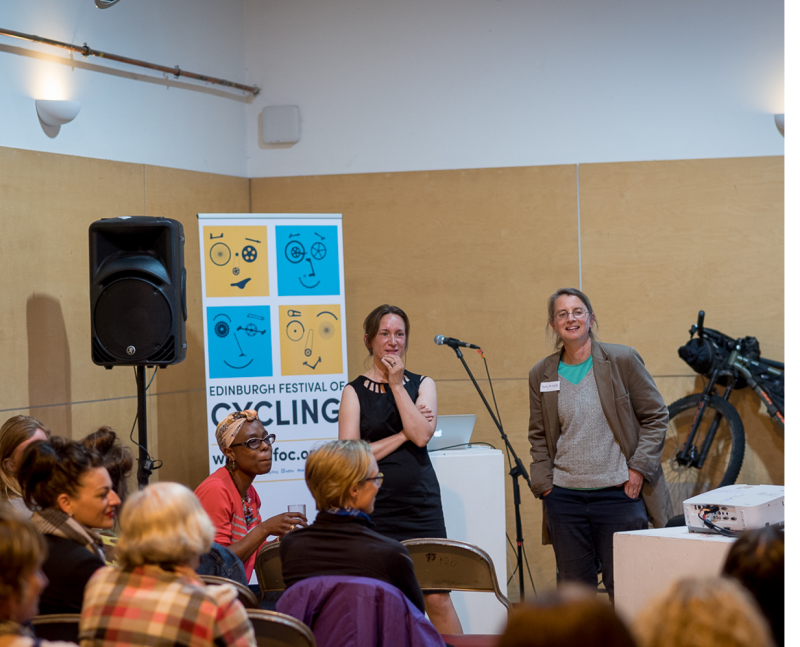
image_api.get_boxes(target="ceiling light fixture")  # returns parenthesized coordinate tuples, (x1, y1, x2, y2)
(35, 99, 81, 137)
(774, 114, 784, 137)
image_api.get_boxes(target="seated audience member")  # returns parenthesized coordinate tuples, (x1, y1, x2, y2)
(0, 416, 50, 516)
(633, 576, 774, 647)
(0, 502, 74, 647)
(497, 583, 636, 647)
(79, 427, 133, 564)
(195, 410, 306, 583)
(722, 526, 784, 646)
(280, 439, 425, 612)
(79, 482, 256, 647)
(17, 438, 120, 615)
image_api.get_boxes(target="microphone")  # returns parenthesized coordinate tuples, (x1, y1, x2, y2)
(434, 335, 481, 350)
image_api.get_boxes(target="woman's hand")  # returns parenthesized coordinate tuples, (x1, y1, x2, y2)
(624, 468, 644, 498)
(417, 403, 435, 423)
(381, 354, 405, 387)
(260, 511, 308, 538)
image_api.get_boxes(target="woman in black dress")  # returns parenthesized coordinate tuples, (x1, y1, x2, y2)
(339, 304, 462, 634)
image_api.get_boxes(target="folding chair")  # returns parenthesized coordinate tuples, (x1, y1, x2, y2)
(247, 609, 317, 647)
(401, 538, 511, 610)
(201, 574, 260, 609)
(31, 614, 81, 643)
(255, 541, 286, 592)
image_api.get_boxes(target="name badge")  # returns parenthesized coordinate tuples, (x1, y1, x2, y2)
(540, 381, 560, 393)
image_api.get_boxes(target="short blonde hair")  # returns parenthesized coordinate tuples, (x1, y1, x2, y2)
(633, 576, 774, 647)
(116, 482, 214, 568)
(305, 440, 372, 511)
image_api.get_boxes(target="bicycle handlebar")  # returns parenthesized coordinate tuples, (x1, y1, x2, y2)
(697, 310, 705, 339)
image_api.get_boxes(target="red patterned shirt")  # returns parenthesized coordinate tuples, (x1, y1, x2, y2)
(79, 564, 255, 647)
(195, 467, 263, 580)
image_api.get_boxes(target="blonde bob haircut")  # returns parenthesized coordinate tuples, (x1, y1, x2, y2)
(305, 440, 372, 511)
(0, 502, 47, 603)
(116, 482, 214, 568)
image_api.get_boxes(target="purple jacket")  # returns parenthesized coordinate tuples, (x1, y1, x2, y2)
(276, 575, 445, 647)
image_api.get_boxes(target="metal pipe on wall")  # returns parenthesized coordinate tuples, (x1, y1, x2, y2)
(0, 27, 260, 96)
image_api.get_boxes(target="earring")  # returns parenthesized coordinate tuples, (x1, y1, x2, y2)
(229, 458, 237, 472)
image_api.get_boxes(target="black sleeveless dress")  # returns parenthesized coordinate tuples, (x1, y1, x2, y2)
(348, 371, 447, 541)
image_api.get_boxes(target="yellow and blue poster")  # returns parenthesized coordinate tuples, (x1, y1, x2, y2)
(198, 214, 347, 577)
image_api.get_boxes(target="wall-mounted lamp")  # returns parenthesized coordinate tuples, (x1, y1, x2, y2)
(35, 99, 81, 138)
(774, 114, 784, 137)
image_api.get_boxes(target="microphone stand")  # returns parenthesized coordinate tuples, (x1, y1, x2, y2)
(447, 345, 532, 601)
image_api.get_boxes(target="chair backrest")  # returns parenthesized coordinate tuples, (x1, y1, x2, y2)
(401, 538, 511, 610)
(200, 574, 260, 609)
(255, 541, 286, 592)
(31, 613, 81, 642)
(247, 609, 317, 647)
(276, 575, 445, 647)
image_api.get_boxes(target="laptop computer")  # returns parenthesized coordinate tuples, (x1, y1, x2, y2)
(428, 414, 477, 451)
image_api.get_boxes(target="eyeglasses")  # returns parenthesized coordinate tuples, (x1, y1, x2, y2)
(362, 472, 384, 487)
(229, 434, 276, 451)
(555, 308, 589, 321)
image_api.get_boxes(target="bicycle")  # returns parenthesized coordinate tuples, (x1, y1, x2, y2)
(661, 311, 784, 518)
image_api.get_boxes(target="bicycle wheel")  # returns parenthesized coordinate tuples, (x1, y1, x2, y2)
(661, 393, 745, 517)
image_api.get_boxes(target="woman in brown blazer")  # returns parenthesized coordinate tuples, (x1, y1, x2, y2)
(528, 287, 671, 599)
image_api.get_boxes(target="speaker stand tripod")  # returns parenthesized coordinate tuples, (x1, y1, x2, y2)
(135, 366, 155, 488)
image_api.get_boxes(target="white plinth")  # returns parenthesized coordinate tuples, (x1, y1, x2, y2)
(614, 526, 736, 623)
(429, 446, 507, 634)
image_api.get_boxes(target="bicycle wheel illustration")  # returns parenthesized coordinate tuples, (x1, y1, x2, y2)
(661, 394, 745, 518)
(285, 241, 305, 263)
(210, 242, 231, 266)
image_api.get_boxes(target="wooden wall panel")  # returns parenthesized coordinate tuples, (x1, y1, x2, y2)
(251, 166, 579, 383)
(0, 147, 145, 436)
(0, 148, 250, 495)
(580, 157, 784, 372)
(143, 165, 251, 488)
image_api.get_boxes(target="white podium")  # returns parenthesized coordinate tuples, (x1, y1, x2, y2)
(429, 446, 508, 634)
(614, 526, 736, 623)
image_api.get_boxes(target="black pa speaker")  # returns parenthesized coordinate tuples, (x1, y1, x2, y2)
(89, 216, 187, 368)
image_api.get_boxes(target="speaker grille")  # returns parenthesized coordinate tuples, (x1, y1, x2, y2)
(94, 278, 172, 362)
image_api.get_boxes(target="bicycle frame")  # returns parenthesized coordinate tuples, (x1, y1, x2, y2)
(675, 312, 784, 469)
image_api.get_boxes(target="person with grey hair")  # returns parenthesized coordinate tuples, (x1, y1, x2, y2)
(79, 482, 257, 647)
(528, 287, 671, 599)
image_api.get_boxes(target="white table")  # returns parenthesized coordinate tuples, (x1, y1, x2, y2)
(614, 526, 736, 623)
(429, 446, 508, 634)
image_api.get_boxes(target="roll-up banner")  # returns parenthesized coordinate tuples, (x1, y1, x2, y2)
(198, 214, 347, 542)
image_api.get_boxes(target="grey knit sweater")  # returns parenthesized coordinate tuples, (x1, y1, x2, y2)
(552, 369, 629, 489)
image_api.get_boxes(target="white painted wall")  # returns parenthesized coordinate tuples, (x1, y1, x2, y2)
(1, 0, 249, 176)
(244, 0, 784, 178)
(0, 1, 784, 178)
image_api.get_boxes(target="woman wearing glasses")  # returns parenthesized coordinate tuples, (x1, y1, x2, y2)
(195, 410, 307, 582)
(338, 304, 461, 634)
(280, 440, 425, 612)
(528, 288, 671, 599)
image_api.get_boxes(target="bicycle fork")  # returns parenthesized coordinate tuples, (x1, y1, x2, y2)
(675, 371, 733, 469)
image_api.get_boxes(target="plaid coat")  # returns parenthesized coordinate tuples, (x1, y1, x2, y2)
(79, 564, 255, 647)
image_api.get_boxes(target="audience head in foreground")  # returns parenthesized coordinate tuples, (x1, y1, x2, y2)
(17, 437, 120, 615)
(497, 584, 636, 647)
(722, 525, 784, 646)
(80, 482, 256, 647)
(0, 415, 50, 512)
(305, 438, 376, 512)
(279, 439, 426, 614)
(0, 502, 48, 627)
(633, 576, 774, 647)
